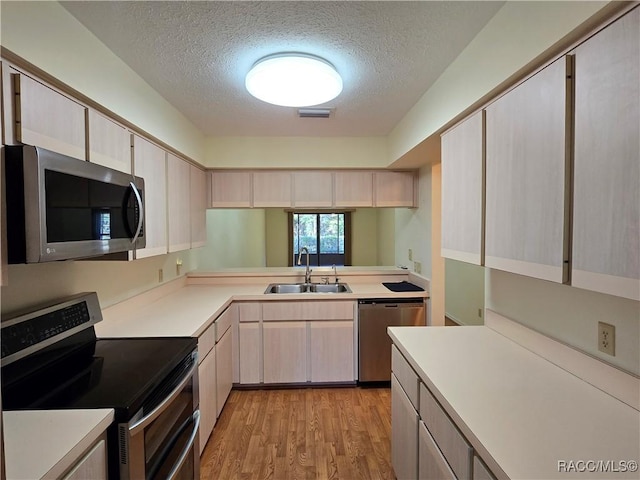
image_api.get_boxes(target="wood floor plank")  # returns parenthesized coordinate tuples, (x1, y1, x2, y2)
(200, 387, 394, 480)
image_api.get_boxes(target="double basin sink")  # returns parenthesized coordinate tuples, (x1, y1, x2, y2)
(265, 283, 352, 294)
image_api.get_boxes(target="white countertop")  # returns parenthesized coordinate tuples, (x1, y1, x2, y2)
(4, 409, 114, 480)
(388, 326, 640, 479)
(96, 281, 428, 338)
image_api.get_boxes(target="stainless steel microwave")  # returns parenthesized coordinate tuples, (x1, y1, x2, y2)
(3, 145, 145, 263)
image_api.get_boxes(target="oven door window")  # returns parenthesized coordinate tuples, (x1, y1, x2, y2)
(144, 377, 198, 480)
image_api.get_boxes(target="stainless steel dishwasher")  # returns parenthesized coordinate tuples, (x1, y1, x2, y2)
(358, 298, 426, 383)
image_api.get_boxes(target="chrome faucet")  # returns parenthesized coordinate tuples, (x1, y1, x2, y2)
(332, 264, 339, 284)
(297, 247, 312, 284)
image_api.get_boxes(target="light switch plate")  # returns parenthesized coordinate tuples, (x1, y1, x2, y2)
(598, 322, 615, 356)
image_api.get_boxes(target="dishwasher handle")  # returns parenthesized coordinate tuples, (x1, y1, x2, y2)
(358, 298, 424, 308)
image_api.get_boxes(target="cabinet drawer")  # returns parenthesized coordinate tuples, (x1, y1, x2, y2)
(262, 301, 354, 321)
(419, 420, 456, 480)
(420, 383, 473, 480)
(198, 323, 216, 363)
(391, 345, 419, 409)
(238, 302, 261, 322)
(215, 305, 235, 341)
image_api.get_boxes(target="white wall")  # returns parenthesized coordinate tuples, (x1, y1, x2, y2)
(1, 250, 198, 314)
(376, 208, 396, 266)
(388, 1, 608, 162)
(0, 1, 206, 162)
(197, 210, 267, 270)
(486, 269, 639, 375)
(394, 166, 432, 277)
(205, 136, 388, 169)
(445, 259, 485, 326)
(0, 1, 208, 314)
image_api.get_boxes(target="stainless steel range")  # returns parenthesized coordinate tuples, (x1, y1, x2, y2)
(1, 292, 200, 480)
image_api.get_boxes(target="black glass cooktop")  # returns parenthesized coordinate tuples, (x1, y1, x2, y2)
(2, 333, 196, 422)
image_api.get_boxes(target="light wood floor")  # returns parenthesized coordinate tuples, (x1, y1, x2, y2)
(200, 387, 395, 480)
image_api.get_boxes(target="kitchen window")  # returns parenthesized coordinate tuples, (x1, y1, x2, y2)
(288, 212, 352, 266)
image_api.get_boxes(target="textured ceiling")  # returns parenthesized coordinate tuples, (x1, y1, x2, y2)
(61, 1, 504, 137)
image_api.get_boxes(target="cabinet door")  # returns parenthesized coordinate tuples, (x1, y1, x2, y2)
(87, 110, 131, 173)
(210, 171, 252, 207)
(418, 421, 455, 480)
(334, 171, 373, 207)
(215, 328, 233, 417)
(198, 348, 217, 454)
(572, 8, 640, 300)
(133, 135, 167, 258)
(190, 165, 207, 248)
(485, 57, 570, 283)
(14, 72, 86, 159)
(239, 323, 261, 384)
(473, 456, 496, 480)
(391, 374, 418, 480)
(441, 111, 484, 265)
(263, 321, 307, 383)
(167, 153, 191, 252)
(253, 171, 292, 207)
(292, 171, 333, 207)
(309, 321, 354, 382)
(62, 437, 107, 480)
(375, 171, 416, 207)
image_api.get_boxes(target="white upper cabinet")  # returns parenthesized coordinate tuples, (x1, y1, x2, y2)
(292, 171, 334, 207)
(13, 72, 86, 159)
(374, 171, 416, 207)
(334, 171, 374, 207)
(441, 111, 484, 265)
(190, 165, 207, 248)
(167, 153, 191, 252)
(571, 8, 639, 301)
(87, 110, 131, 174)
(209, 171, 252, 208)
(485, 57, 570, 283)
(132, 135, 167, 258)
(253, 171, 291, 207)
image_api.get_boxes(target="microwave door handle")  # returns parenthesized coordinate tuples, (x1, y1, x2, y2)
(128, 354, 197, 436)
(166, 410, 200, 480)
(129, 181, 144, 244)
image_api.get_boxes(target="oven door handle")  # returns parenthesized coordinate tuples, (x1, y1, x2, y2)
(167, 410, 200, 480)
(128, 353, 197, 436)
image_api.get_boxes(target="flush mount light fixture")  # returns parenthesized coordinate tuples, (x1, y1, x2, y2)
(245, 53, 343, 107)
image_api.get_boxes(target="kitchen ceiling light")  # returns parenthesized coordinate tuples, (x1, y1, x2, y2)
(245, 53, 343, 107)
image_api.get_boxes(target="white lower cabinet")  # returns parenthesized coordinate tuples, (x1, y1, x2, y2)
(237, 301, 355, 385)
(215, 326, 232, 417)
(263, 321, 307, 383)
(392, 344, 496, 480)
(62, 435, 107, 480)
(309, 321, 354, 382)
(419, 421, 456, 480)
(239, 322, 261, 384)
(391, 373, 419, 480)
(198, 346, 216, 454)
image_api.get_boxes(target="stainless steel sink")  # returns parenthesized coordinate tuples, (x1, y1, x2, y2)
(308, 283, 351, 293)
(264, 283, 308, 294)
(264, 283, 351, 294)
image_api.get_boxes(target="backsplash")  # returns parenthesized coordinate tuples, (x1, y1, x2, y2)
(0, 250, 198, 316)
(486, 268, 640, 376)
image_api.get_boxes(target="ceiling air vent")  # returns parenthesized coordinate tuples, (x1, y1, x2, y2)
(297, 108, 332, 118)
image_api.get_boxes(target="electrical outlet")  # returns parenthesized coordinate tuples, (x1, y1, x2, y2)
(414, 261, 422, 274)
(408, 249, 413, 261)
(176, 258, 183, 276)
(158, 269, 163, 283)
(598, 322, 615, 356)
